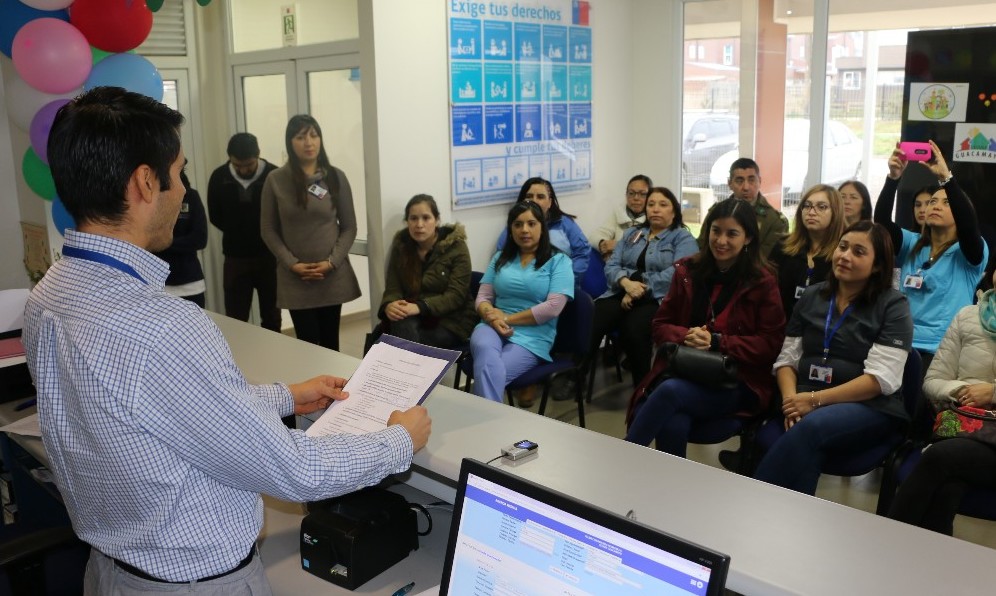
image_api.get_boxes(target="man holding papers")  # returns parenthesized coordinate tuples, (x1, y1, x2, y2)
(22, 87, 431, 593)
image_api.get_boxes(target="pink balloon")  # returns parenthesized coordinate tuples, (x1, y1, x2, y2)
(11, 18, 91, 94)
(20, 0, 74, 9)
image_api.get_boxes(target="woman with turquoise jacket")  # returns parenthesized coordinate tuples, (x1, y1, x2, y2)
(496, 177, 590, 284)
(589, 186, 699, 387)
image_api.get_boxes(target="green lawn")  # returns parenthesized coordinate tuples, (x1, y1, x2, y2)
(842, 119, 902, 157)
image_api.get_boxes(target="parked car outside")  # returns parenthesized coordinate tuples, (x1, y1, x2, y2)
(708, 119, 863, 205)
(682, 112, 738, 188)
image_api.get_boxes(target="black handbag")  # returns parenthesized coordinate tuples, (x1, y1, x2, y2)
(661, 342, 739, 390)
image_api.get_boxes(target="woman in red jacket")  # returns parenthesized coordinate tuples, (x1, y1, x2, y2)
(625, 198, 786, 457)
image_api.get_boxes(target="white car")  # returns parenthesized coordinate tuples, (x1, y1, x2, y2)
(709, 119, 863, 202)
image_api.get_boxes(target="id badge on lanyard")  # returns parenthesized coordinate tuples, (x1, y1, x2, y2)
(810, 295, 853, 385)
(903, 269, 924, 289)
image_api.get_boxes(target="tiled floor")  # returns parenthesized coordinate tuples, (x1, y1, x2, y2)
(337, 315, 996, 550)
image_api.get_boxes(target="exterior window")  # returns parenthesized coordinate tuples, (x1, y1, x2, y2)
(843, 71, 861, 90)
(723, 44, 733, 66)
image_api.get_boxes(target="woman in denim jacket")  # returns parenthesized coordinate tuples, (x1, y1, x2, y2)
(589, 187, 698, 387)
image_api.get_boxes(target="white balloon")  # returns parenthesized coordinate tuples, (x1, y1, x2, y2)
(4, 75, 78, 132)
(19, 0, 75, 10)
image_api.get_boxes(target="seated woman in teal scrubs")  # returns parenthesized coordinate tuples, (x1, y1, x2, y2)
(471, 202, 575, 404)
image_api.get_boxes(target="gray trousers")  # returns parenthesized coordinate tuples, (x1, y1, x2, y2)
(84, 549, 273, 595)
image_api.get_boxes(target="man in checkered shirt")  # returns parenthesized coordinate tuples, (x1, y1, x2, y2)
(22, 86, 432, 593)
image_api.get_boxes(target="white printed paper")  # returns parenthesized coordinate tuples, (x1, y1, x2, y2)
(305, 342, 449, 437)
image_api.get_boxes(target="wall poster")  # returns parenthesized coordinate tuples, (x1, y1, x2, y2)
(447, 0, 592, 209)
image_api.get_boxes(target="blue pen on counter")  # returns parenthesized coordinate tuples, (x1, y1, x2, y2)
(391, 581, 415, 596)
(14, 398, 36, 411)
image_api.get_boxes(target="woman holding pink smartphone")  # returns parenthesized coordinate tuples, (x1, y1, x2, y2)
(873, 139, 988, 372)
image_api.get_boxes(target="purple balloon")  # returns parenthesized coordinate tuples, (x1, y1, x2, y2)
(29, 99, 69, 165)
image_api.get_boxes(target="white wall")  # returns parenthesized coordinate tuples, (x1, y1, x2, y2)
(630, 0, 684, 191)
(230, 0, 359, 53)
(0, 59, 44, 291)
(361, 0, 660, 314)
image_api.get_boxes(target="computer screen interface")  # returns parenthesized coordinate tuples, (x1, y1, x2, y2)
(440, 460, 729, 596)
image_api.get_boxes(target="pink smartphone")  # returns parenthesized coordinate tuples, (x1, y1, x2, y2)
(899, 141, 932, 162)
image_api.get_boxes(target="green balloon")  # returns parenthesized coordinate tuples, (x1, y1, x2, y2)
(22, 148, 56, 201)
(146, 0, 165, 11)
(91, 47, 114, 64)
(196, 0, 211, 6)
(91, 46, 136, 65)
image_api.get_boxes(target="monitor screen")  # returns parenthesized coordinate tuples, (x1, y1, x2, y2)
(440, 459, 730, 596)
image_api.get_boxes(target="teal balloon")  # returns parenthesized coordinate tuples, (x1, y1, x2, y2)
(22, 148, 56, 200)
(146, 0, 164, 11)
(51, 195, 75, 236)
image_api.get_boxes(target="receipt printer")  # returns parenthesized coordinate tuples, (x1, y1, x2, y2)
(300, 487, 419, 590)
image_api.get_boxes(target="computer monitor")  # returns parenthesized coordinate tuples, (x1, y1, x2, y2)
(440, 458, 730, 596)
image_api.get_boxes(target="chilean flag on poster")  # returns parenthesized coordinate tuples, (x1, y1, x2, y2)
(572, 1, 589, 26)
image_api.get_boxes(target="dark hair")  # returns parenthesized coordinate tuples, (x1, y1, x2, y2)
(728, 157, 760, 179)
(838, 180, 872, 221)
(397, 194, 441, 295)
(227, 133, 260, 160)
(495, 202, 554, 272)
(48, 86, 184, 226)
(909, 184, 941, 232)
(640, 186, 686, 231)
(913, 184, 941, 202)
(823, 220, 895, 306)
(516, 177, 575, 221)
(908, 186, 953, 264)
(627, 174, 653, 189)
(285, 114, 338, 207)
(690, 197, 767, 283)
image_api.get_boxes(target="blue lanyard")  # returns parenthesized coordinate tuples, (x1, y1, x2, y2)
(823, 295, 853, 363)
(62, 245, 146, 284)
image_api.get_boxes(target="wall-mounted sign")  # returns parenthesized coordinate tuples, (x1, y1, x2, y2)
(448, 0, 592, 209)
(282, 5, 297, 48)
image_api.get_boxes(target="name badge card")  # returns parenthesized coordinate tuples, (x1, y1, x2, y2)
(809, 364, 833, 384)
(903, 274, 924, 289)
(308, 184, 328, 199)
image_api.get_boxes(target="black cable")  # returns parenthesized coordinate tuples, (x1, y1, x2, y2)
(410, 503, 432, 536)
(485, 454, 503, 465)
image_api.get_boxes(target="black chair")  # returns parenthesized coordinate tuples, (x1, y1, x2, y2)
(689, 404, 776, 476)
(580, 247, 622, 402)
(0, 524, 89, 595)
(451, 271, 484, 391)
(458, 291, 595, 428)
(751, 350, 922, 492)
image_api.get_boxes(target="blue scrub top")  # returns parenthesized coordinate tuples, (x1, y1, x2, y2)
(480, 251, 574, 361)
(897, 228, 987, 353)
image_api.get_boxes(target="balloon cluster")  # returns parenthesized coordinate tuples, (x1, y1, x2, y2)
(1, 0, 161, 236)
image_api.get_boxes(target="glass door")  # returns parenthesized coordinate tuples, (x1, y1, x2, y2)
(233, 55, 370, 319)
(296, 55, 368, 317)
(234, 62, 296, 167)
